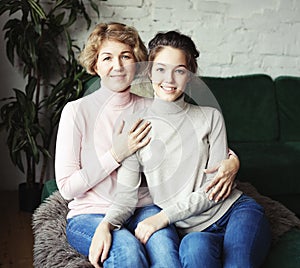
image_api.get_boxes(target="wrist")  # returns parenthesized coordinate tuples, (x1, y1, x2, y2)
(110, 148, 121, 163)
(100, 220, 115, 231)
(158, 211, 169, 227)
(229, 154, 240, 170)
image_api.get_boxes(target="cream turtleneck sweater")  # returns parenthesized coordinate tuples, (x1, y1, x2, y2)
(104, 96, 242, 235)
(55, 84, 153, 219)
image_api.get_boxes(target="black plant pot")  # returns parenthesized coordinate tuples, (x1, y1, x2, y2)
(18, 182, 42, 213)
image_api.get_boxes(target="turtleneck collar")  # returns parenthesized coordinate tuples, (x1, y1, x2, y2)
(99, 82, 132, 109)
(150, 94, 187, 114)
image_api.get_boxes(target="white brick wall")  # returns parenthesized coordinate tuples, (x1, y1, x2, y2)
(80, 0, 300, 78)
(1, 0, 299, 190)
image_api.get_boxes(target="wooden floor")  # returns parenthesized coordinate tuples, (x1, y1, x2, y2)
(0, 191, 33, 268)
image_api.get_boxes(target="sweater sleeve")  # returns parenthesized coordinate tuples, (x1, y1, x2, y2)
(55, 102, 120, 200)
(163, 108, 229, 224)
(103, 154, 141, 228)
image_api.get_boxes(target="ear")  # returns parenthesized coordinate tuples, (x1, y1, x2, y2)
(93, 64, 98, 75)
(148, 71, 152, 82)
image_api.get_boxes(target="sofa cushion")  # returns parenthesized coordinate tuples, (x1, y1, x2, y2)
(202, 74, 279, 142)
(275, 76, 300, 142)
(263, 228, 300, 268)
(230, 142, 300, 196)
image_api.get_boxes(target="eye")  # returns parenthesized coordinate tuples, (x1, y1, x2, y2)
(121, 54, 133, 60)
(102, 56, 111, 61)
(175, 68, 186, 75)
(156, 67, 165, 72)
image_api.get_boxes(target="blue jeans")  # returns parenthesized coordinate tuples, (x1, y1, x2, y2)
(67, 205, 181, 268)
(179, 194, 271, 268)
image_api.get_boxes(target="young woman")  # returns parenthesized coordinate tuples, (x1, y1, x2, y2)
(55, 22, 240, 267)
(102, 31, 272, 267)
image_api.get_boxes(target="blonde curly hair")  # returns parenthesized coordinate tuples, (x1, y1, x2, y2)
(79, 22, 148, 75)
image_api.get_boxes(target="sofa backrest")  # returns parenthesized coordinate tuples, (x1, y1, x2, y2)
(275, 76, 300, 142)
(83, 74, 284, 143)
(83, 76, 100, 96)
(201, 74, 279, 142)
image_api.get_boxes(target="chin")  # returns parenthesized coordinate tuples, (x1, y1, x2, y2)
(160, 96, 176, 102)
(110, 83, 131, 92)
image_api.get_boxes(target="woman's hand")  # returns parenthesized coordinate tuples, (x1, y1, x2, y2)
(135, 211, 169, 244)
(111, 118, 151, 163)
(89, 221, 113, 268)
(204, 154, 240, 202)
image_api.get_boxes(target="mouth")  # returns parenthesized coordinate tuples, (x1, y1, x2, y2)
(160, 85, 177, 93)
(111, 74, 126, 78)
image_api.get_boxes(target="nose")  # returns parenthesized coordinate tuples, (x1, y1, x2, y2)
(112, 57, 123, 71)
(164, 69, 174, 82)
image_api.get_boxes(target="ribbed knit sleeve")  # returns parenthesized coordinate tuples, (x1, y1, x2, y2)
(103, 154, 141, 228)
(55, 102, 120, 200)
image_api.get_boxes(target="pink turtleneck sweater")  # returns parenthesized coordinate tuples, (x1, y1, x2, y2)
(55, 85, 153, 219)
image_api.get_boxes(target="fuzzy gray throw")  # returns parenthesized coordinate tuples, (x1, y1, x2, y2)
(32, 181, 300, 267)
(32, 190, 93, 268)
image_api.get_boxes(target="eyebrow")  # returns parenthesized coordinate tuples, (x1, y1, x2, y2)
(154, 62, 187, 68)
(100, 50, 133, 56)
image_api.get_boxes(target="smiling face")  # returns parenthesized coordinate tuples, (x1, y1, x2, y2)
(150, 46, 190, 102)
(94, 40, 136, 92)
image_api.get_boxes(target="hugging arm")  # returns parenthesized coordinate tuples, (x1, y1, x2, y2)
(204, 149, 240, 201)
(88, 119, 151, 264)
(103, 154, 142, 228)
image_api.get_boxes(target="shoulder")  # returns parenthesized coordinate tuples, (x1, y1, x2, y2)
(131, 94, 153, 108)
(187, 103, 224, 127)
(60, 91, 103, 124)
(189, 103, 222, 117)
(62, 90, 97, 109)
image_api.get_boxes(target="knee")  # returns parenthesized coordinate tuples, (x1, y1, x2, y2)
(119, 234, 145, 256)
(150, 225, 179, 245)
(180, 232, 222, 268)
(180, 232, 211, 257)
(146, 227, 181, 268)
(146, 226, 180, 257)
(109, 242, 147, 267)
(107, 231, 148, 267)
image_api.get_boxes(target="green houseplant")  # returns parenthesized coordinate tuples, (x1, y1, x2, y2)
(0, 0, 99, 212)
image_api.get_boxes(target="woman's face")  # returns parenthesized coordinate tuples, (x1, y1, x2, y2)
(94, 40, 136, 92)
(150, 46, 190, 102)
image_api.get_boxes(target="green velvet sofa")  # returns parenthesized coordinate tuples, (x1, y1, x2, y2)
(201, 74, 300, 217)
(39, 74, 300, 267)
(199, 74, 300, 267)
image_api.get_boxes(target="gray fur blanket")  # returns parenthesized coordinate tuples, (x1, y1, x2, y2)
(32, 181, 300, 267)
